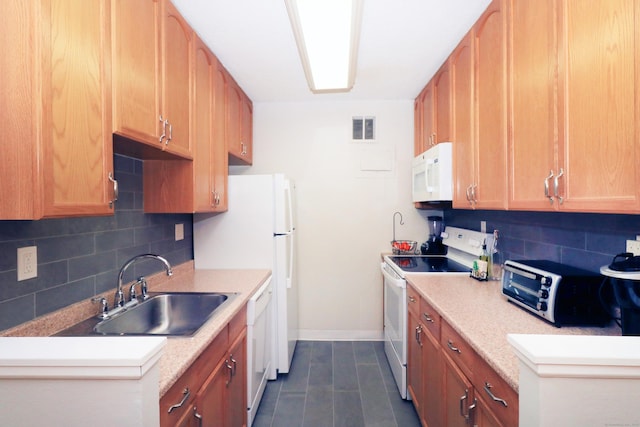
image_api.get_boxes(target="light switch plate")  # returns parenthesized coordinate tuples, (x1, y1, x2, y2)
(17, 246, 37, 281)
(175, 223, 184, 241)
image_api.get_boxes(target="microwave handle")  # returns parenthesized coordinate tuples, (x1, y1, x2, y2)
(503, 264, 537, 280)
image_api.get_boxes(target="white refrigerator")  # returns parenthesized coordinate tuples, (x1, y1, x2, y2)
(193, 174, 298, 375)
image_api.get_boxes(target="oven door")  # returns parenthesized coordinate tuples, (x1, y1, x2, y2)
(381, 262, 408, 399)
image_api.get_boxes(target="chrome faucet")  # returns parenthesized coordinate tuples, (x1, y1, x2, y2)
(115, 254, 173, 308)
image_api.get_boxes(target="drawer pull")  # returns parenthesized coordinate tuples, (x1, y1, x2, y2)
(422, 312, 434, 323)
(408, 296, 417, 303)
(167, 387, 190, 413)
(484, 382, 508, 407)
(447, 339, 461, 354)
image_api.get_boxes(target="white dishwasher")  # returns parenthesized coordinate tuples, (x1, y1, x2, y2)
(246, 276, 274, 426)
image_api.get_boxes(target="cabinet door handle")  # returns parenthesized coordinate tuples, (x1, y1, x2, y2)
(447, 339, 461, 354)
(466, 185, 473, 203)
(471, 184, 478, 204)
(230, 354, 237, 376)
(459, 389, 471, 421)
(408, 296, 416, 303)
(415, 325, 423, 347)
(167, 121, 173, 146)
(422, 312, 434, 323)
(108, 172, 118, 208)
(167, 387, 190, 413)
(225, 359, 233, 386)
(193, 407, 203, 427)
(484, 382, 508, 407)
(553, 168, 564, 204)
(159, 115, 166, 144)
(544, 170, 554, 204)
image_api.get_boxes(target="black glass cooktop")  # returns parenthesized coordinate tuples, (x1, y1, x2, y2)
(388, 256, 470, 273)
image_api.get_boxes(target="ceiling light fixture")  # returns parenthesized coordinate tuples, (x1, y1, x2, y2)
(284, 0, 363, 93)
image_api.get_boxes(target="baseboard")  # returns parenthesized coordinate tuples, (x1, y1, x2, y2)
(298, 329, 384, 341)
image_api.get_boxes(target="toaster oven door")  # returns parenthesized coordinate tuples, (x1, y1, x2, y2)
(502, 262, 557, 322)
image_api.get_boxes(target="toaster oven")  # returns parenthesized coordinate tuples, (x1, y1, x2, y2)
(501, 259, 609, 326)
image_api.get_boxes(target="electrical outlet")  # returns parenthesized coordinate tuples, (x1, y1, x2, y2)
(480, 221, 487, 233)
(175, 223, 184, 241)
(627, 239, 640, 256)
(17, 246, 37, 281)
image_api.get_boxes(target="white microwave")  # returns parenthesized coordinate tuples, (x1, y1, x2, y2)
(412, 142, 453, 202)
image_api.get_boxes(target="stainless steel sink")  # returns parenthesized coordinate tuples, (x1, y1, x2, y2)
(93, 292, 236, 336)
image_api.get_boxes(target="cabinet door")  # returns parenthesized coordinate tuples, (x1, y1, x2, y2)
(434, 63, 451, 143)
(112, 0, 162, 146)
(227, 77, 243, 159)
(213, 61, 229, 211)
(197, 356, 229, 427)
(451, 32, 476, 208)
(2, 0, 114, 219)
(407, 310, 424, 417)
(240, 92, 254, 164)
(442, 353, 474, 427)
(508, 0, 559, 211)
(558, 0, 640, 212)
(422, 82, 435, 149)
(422, 330, 443, 427)
(414, 93, 424, 155)
(160, 0, 192, 158)
(228, 329, 247, 427)
(193, 37, 216, 212)
(474, 0, 507, 210)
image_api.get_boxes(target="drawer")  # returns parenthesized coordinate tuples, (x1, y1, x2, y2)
(474, 357, 519, 427)
(440, 320, 476, 379)
(229, 305, 247, 340)
(419, 298, 440, 340)
(407, 285, 421, 317)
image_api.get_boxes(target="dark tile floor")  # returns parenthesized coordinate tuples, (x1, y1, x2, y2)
(253, 341, 421, 427)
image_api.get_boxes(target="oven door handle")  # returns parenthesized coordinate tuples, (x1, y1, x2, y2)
(381, 263, 406, 288)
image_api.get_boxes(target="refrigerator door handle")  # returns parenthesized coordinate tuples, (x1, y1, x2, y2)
(286, 232, 294, 289)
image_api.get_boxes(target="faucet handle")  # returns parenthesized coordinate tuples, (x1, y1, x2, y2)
(91, 297, 109, 318)
(130, 276, 149, 301)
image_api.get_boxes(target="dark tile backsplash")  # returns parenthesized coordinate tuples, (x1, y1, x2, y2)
(444, 209, 640, 273)
(0, 155, 193, 331)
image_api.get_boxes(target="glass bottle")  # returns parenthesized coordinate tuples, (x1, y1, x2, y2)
(490, 230, 503, 280)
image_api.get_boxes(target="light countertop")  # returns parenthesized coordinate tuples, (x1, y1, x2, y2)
(1, 261, 272, 397)
(406, 274, 620, 392)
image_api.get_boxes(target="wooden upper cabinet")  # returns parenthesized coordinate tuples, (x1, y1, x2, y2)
(557, 0, 640, 212)
(1, 0, 115, 219)
(160, 0, 192, 157)
(213, 61, 229, 210)
(227, 74, 253, 165)
(112, 0, 192, 159)
(421, 82, 435, 152)
(473, 0, 507, 210)
(434, 63, 452, 144)
(413, 93, 424, 156)
(508, 0, 559, 211)
(509, 0, 640, 213)
(451, 32, 476, 209)
(144, 34, 228, 214)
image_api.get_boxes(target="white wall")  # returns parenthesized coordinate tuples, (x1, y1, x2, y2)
(232, 100, 441, 340)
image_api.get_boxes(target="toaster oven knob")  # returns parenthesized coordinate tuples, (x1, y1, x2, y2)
(538, 289, 549, 299)
(541, 276, 552, 286)
(537, 301, 548, 312)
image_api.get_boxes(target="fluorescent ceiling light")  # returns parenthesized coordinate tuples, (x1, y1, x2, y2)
(285, 0, 363, 93)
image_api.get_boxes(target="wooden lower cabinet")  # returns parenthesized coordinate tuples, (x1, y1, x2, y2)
(407, 285, 518, 427)
(160, 308, 247, 427)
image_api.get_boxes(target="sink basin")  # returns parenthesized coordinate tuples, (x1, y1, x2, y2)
(93, 292, 236, 336)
